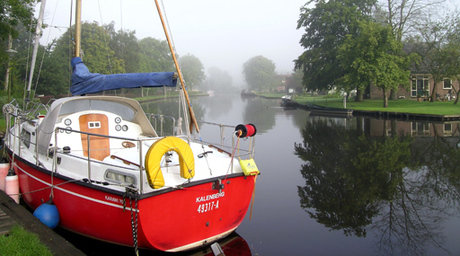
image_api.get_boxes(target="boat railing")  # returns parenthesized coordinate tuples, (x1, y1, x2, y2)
(24, 101, 49, 119)
(3, 102, 30, 158)
(145, 113, 176, 137)
(196, 121, 255, 160)
(52, 127, 149, 193)
(142, 114, 255, 158)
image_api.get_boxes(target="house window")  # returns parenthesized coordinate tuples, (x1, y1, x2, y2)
(411, 76, 429, 97)
(443, 78, 452, 89)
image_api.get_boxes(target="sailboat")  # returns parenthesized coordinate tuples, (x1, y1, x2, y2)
(3, 0, 259, 252)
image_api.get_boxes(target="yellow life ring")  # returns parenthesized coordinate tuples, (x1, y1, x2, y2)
(145, 137, 195, 189)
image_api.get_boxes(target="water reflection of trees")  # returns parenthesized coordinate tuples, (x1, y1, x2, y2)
(201, 94, 234, 119)
(243, 98, 276, 134)
(295, 118, 460, 255)
(141, 98, 206, 135)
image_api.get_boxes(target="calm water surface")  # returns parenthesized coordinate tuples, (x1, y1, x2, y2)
(61, 93, 460, 256)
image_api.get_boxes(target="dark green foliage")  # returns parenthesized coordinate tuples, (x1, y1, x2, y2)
(295, 0, 376, 91)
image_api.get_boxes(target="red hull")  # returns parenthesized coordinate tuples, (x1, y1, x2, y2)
(12, 155, 256, 251)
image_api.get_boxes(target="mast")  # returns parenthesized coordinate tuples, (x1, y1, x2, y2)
(25, 0, 46, 101)
(154, 0, 200, 133)
(74, 0, 82, 57)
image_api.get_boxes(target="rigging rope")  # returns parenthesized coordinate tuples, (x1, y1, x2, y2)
(160, 0, 177, 52)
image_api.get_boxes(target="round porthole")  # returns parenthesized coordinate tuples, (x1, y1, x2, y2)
(115, 125, 122, 131)
(115, 117, 121, 124)
(64, 118, 72, 126)
(122, 125, 128, 132)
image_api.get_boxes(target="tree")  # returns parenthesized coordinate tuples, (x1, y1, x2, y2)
(0, 0, 36, 97)
(106, 23, 140, 73)
(1, 23, 45, 97)
(35, 22, 125, 96)
(378, 0, 447, 100)
(242, 55, 276, 92)
(78, 22, 125, 74)
(380, 0, 446, 43)
(35, 41, 72, 96)
(206, 67, 233, 92)
(295, 0, 376, 99)
(437, 12, 460, 104)
(338, 21, 414, 107)
(179, 54, 205, 90)
(0, 0, 35, 41)
(286, 69, 303, 93)
(138, 37, 174, 72)
(412, 16, 457, 102)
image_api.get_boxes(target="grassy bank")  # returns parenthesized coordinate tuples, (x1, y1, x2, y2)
(259, 93, 460, 115)
(294, 96, 460, 115)
(0, 225, 52, 256)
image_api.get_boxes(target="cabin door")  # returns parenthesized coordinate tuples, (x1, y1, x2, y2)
(79, 113, 110, 161)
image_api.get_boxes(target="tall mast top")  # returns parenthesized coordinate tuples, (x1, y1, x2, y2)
(74, 0, 82, 57)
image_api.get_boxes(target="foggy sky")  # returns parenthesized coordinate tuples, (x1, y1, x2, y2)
(37, 0, 460, 87)
(38, 0, 307, 86)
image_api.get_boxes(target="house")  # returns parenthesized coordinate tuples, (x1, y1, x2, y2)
(368, 74, 459, 101)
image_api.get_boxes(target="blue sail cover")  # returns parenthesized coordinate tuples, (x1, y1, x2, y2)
(70, 57, 177, 95)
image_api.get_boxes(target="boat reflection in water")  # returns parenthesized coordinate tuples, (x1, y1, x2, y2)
(295, 116, 460, 256)
(56, 228, 251, 256)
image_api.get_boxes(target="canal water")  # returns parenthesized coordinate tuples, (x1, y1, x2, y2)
(59, 93, 460, 255)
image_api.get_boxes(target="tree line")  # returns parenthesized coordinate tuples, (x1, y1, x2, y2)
(1, 1, 290, 100)
(0, 20, 211, 98)
(3, 0, 459, 105)
(0, 1, 241, 100)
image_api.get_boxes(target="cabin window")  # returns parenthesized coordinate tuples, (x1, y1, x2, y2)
(88, 121, 101, 129)
(20, 129, 31, 148)
(104, 169, 136, 185)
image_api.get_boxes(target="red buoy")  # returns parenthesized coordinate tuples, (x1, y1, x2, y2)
(235, 124, 257, 138)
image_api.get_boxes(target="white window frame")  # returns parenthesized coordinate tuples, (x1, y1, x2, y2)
(443, 78, 452, 89)
(411, 76, 430, 97)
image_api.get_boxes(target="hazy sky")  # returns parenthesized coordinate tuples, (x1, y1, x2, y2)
(38, 0, 460, 86)
(39, 0, 308, 86)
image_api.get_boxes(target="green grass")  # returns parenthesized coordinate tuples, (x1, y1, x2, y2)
(294, 96, 460, 116)
(0, 225, 52, 256)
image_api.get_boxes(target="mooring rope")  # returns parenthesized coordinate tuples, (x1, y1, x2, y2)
(224, 131, 241, 180)
(124, 187, 139, 256)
